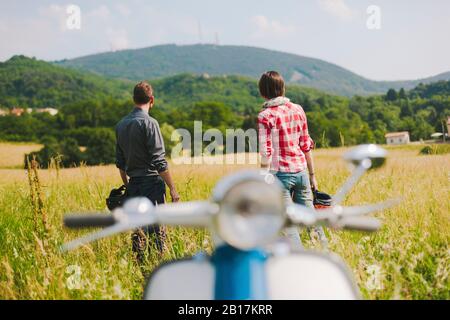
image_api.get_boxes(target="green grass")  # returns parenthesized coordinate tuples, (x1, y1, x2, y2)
(419, 144, 450, 155)
(0, 147, 449, 300)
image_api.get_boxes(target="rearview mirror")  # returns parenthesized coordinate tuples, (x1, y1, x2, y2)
(342, 144, 387, 170)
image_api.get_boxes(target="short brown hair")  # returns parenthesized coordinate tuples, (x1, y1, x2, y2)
(258, 71, 285, 99)
(133, 81, 153, 105)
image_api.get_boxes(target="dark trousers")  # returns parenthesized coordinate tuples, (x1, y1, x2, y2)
(127, 176, 166, 262)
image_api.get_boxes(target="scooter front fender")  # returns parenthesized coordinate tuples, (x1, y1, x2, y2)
(144, 249, 359, 300)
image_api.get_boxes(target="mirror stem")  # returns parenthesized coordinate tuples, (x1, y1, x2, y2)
(333, 161, 370, 205)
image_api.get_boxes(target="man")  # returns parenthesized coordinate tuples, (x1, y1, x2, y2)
(115, 81, 180, 262)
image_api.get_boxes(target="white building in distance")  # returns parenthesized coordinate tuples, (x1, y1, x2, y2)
(385, 132, 410, 145)
(36, 108, 59, 116)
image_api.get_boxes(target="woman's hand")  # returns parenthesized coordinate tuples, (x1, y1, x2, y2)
(304, 151, 317, 191)
(309, 173, 318, 191)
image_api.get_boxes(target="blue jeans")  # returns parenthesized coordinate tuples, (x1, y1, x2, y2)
(276, 171, 314, 208)
(275, 171, 328, 249)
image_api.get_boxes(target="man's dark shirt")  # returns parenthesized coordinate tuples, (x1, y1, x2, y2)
(115, 108, 168, 177)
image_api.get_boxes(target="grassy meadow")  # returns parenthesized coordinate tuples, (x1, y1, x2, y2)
(0, 142, 448, 299)
(0, 142, 42, 169)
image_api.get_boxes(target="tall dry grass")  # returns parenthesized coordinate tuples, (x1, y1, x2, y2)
(0, 142, 42, 169)
(0, 145, 448, 299)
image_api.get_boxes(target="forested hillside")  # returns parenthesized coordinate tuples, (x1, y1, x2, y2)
(0, 55, 130, 108)
(57, 44, 450, 96)
(0, 57, 449, 167)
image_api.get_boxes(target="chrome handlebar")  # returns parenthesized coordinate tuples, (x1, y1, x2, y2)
(62, 197, 398, 252)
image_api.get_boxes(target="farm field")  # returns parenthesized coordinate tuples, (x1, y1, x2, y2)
(0, 142, 42, 169)
(0, 142, 448, 299)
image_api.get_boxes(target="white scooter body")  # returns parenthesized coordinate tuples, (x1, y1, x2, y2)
(144, 250, 359, 300)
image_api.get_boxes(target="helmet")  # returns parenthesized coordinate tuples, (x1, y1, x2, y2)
(106, 185, 128, 211)
(313, 190, 333, 210)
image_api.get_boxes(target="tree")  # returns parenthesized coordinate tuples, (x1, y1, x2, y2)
(25, 137, 83, 168)
(398, 88, 407, 100)
(84, 128, 116, 165)
(386, 89, 398, 101)
(400, 100, 413, 117)
(160, 122, 179, 157)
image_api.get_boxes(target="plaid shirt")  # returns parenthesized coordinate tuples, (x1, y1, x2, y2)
(258, 97, 314, 173)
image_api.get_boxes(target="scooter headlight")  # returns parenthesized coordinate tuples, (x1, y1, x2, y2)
(212, 171, 286, 250)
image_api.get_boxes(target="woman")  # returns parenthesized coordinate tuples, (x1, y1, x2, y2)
(257, 71, 327, 248)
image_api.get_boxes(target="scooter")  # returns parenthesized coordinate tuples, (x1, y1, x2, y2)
(62, 144, 398, 300)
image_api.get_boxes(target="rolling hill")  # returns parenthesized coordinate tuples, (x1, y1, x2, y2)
(56, 44, 450, 96)
(0, 55, 131, 108)
(150, 73, 335, 113)
(0, 55, 334, 111)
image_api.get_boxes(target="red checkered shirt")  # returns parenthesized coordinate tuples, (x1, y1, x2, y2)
(258, 97, 314, 173)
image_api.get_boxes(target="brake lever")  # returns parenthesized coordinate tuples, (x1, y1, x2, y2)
(339, 216, 381, 232)
(286, 198, 395, 232)
(61, 222, 131, 252)
(319, 198, 401, 218)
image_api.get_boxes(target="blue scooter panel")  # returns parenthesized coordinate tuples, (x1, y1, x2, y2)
(144, 247, 359, 300)
(211, 245, 268, 300)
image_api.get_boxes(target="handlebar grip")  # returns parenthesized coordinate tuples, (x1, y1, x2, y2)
(340, 216, 381, 232)
(64, 214, 116, 229)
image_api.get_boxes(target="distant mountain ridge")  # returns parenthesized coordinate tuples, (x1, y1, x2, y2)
(56, 44, 450, 96)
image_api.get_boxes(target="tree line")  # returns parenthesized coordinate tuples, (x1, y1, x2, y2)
(0, 74, 448, 168)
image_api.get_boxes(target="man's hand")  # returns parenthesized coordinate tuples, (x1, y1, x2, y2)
(170, 188, 180, 202)
(309, 173, 318, 192)
(159, 169, 180, 202)
(119, 169, 129, 186)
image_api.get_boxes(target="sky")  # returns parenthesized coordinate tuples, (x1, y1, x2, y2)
(0, 0, 449, 81)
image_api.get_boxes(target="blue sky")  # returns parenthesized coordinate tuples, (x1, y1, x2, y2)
(0, 0, 449, 81)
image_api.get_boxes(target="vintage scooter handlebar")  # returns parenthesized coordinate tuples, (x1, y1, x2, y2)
(61, 197, 398, 252)
(63, 200, 394, 231)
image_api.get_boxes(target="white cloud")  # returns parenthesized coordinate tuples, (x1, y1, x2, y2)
(115, 4, 131, 17)
(106, 28, 129, 51)
(251, 15, 296, 39)
(37, 4, 67, 31)
(129, 4, 199, 43)
(318, 0, 357, 21)
(87, 5, 111, 20)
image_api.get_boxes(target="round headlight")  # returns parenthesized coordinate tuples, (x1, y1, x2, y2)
(212, 171, 286, 250)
